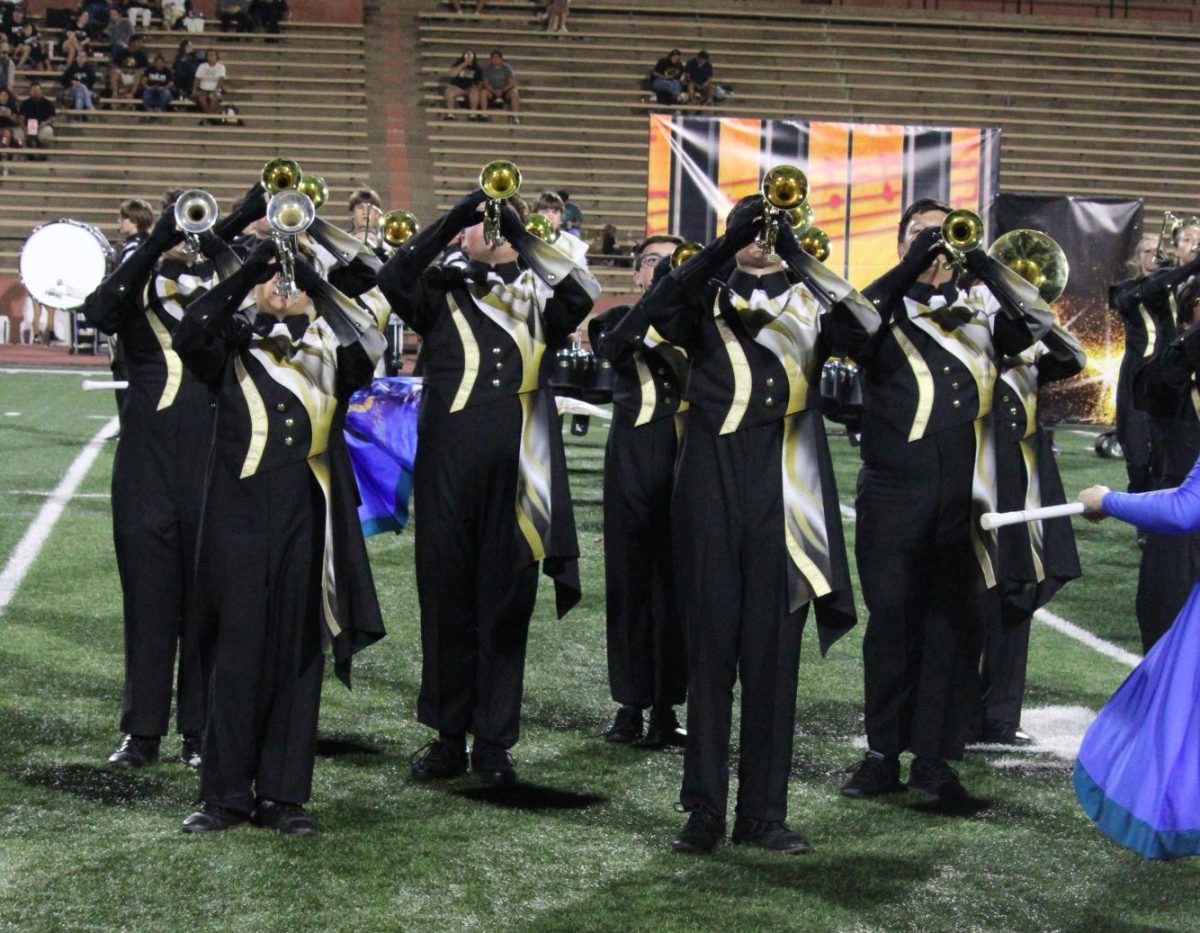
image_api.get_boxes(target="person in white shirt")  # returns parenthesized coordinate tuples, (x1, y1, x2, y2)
(193, 49, 226, 115)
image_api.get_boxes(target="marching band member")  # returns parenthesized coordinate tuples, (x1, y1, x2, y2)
(840, 200, 1053, 802)
(588, 234, 687, 748)
(173, 235, 387, 835)
(82, 183, 267, 772)
(377, 187, 599, 786)
(644, 195, 878, 854)
(981, 323, 1085, 744)
(533, 190, 589, 269)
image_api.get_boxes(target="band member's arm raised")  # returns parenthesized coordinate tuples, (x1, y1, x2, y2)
(860, 225, 943, 317)
(1136, 318, 1200, 416)
(212, 180, 268, 242)
(1036, 322, 1087, 383)
(309, 216, 382, 298)
(83, 208, 182, 334)
(1140, 251, 1200, 307)
(960, 247, 1054, 355)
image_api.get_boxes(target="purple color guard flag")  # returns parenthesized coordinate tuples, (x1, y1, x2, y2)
(344, 376, 422, 537)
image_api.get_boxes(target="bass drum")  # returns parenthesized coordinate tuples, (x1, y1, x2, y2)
(19, 219, 113, 309)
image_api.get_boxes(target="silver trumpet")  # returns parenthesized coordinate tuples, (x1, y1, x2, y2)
(174, 189, 219, 265)
(266, 189, 316, 298)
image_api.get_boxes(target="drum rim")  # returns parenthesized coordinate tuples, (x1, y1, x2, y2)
(19, 217, 114, 308)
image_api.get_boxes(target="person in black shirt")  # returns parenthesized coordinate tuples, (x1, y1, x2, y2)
(442, 49, 480, 119)
(650, 49, 684, 104)
(14, 22, 47, 71)
(61, 50, 99, 111)
(4, 7, 26, 46)
(18, 82, 54, 152)
(172, 38, 202, 97)
(140, 53, 174, 111)
(62, 12, 93, 70)
(684, 50, 714, 104)
(250, 0, 287, 33)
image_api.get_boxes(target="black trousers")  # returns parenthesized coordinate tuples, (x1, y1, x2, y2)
(198, 458, 326, 815)
(110, 387, 208, 738)
(1116, 359, 1153, 494)
(674, 418, 805, 823)
(856, 422, 985, 760)
(603, 409, 685, 711)
(414, 393, 539, 749)
(980, 595, 1030, 727)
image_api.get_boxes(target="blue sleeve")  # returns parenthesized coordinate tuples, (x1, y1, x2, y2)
(1103, 456, 1200, 534)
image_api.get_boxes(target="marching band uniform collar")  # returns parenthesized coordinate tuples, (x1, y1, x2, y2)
(251, 311, 311, 341)
(906, 280, 961, 307)
(728, 269, 791, 301)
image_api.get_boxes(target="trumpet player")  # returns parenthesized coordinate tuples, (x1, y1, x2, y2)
(587, 234, 688, 748)
(840, 200, 1053, 803)
(376, 182, 599, 787)
(644, 193, 879, 854)
(172, 233, 387, 835)
(82, 182, 268, 772)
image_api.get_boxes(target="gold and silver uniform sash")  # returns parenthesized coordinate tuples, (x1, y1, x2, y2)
(143, 265, 219, 410)
(237, 314, 347, 646)
(448, 269, 554, 563)
(1002, 345, 1047, 583)
(723, 284, 835, 609)
(634, 325, 690, 427)
(900, 287, 1000, 587)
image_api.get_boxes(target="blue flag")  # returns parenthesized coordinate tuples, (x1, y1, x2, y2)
(345, 376, 422, 537)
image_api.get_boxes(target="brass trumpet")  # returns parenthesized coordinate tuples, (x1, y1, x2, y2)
(524, 212, 559, 244)
(798, 226, 831, 263)
(261, 157, 302, 195)
(266, 189, 316, 298)
(670, 240, 703, 269)
(786, 201, 814, 236)
(297, 174, 328, 211)
(988, 229, 1069, 303)
(380, 209, 419, 249)
(479, 160, 521, 247)
(174, 188, 218, 264)
(940, 208, 984, 270)
(758, 164, 808, 258)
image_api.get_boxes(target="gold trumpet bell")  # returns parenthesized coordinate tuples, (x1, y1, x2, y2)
(988, 229, 1070, 303)
(262, 157, 302, 194)
(480, 160, 521, 200)
(524, 213, 558, 243)
(942, 209, 984, 253)
(297, 174, 328, 211)
(380, 210, 419, 248)
(762, 164, 808, 211)
(670, 240, 703, 268)
(786, 202, 814, 235)
(799, 226, 831, 263)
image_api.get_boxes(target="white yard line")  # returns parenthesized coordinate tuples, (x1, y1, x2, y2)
(7, 490, 110, 499)
(0, 416, 119, 616)
(837, 502, 1141, 669)
(0, 368, 109, 376)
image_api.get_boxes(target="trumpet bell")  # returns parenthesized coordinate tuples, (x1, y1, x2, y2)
(786, 202, 814, 234)
(174, 189, 219, 235)
(261, 157, 303, 195)
(798, 226, 831, 263)
(988, 229, 1070, 303)
(480, 160, 521, 201)
(524, 212, 558, 243)
(670, 240, 703, 269)
(380, 209, 419, 248)
(762, 164, 808, 211)
(267, 190, 316, 236)
(297, 174, 328, 211)
(942, 208, 984, 253)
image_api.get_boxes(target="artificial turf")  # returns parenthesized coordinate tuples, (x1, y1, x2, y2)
(0, 370, 1197, 932)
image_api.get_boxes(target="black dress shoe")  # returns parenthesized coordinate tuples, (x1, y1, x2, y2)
(410, 737, 468, 781)
(909, 757, 969, 801)
(180, 734, 202, 769)
(181, 803, 249, 834)
(107, 734, 160, 769)
(640, 708, 686, 749)
(731, 817, 811, 854)
(253, 799, 317, 836)
(603, 705, 644, 744)
(980, 720, 1034, 747)
(671, 808, 725, 854)
(840, 751, 905, 798)
(471, 741, 517, 786)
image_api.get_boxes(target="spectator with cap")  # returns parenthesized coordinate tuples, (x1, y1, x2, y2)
(649, 49, 685, 104)
(685, 50, 715, 104)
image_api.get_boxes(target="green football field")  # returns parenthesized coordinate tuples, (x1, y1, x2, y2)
(1, 369, 1197, 932)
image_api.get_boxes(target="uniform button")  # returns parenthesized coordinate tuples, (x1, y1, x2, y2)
(662, 381, 673, 391)
(558, 360, 568, 368)
(663, 397, 674, 406)
(600, 360, 611, 369)
(283, 436, 295, 446)
(943, 365, 951, 374)
(1009, 406, 1018, 415)
(1001, 394, 1010, 403)
(495, 362, 504, 371)
(492, 346, 502, 355)
(284, 417, 295, 427)
(765, 377, 775, 387)
(656, 366, 667, 376)
(764, 396, 775, 407)
(951, 381, 960, 390)
(952, 399, 962, 409)
(1010, 421, 1018, 429)
(492, 378, 501, 387)
(275, 402, 286, 412)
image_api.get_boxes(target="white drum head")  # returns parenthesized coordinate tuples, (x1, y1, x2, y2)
(20, 220, 112, 309)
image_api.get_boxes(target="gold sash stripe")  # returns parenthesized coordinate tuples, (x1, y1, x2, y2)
(447, 293, 480, 413)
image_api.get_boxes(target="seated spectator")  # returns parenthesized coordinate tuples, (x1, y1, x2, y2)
(533, 190, 589, 267)
(598, 223, 624, 266)
(557, 189, 582, 236)
(61, 49, 100, 111)
(125, 2, 155, 30)
(545, 0, 569, 34)
(106, 8, 134, 63)
(111, 54, 142, 101)
(218, 0, 253, 32)
(442, 49, 480, 119)
(140, 53, 174, 112)
(649, 49, 684, 104)
(179, 3, 207, 33)
(0, 86, 24, 149)
(83, 3, 113, 36)
(449, 0, 487, 12)
(0, 41, 13, 92)
(162, 0, 187, 29)
(192, 48, 225, 114)
(250, 0, 288, 33)
(470, 48, 520, 124)
(61, 12, 93, 70)
(18, 81, 55, 155)
(12, 21, 46, 72)
(173, 38, 202, 96)
(347, 187, 382, 243)
(685, 49, 714, 104)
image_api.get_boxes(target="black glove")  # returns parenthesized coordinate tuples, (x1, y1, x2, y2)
(214, 180, 268, 240)
(497, 203, 526, 244)
(292, 256, 324, 295)
(240, 237, 278, 284)
(962, 244, 990, 277)
(901, 225, 944, 271)
(724, 195, 765, 248)
(148, 207, 183, 249)
(448, 188, 489, 229)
